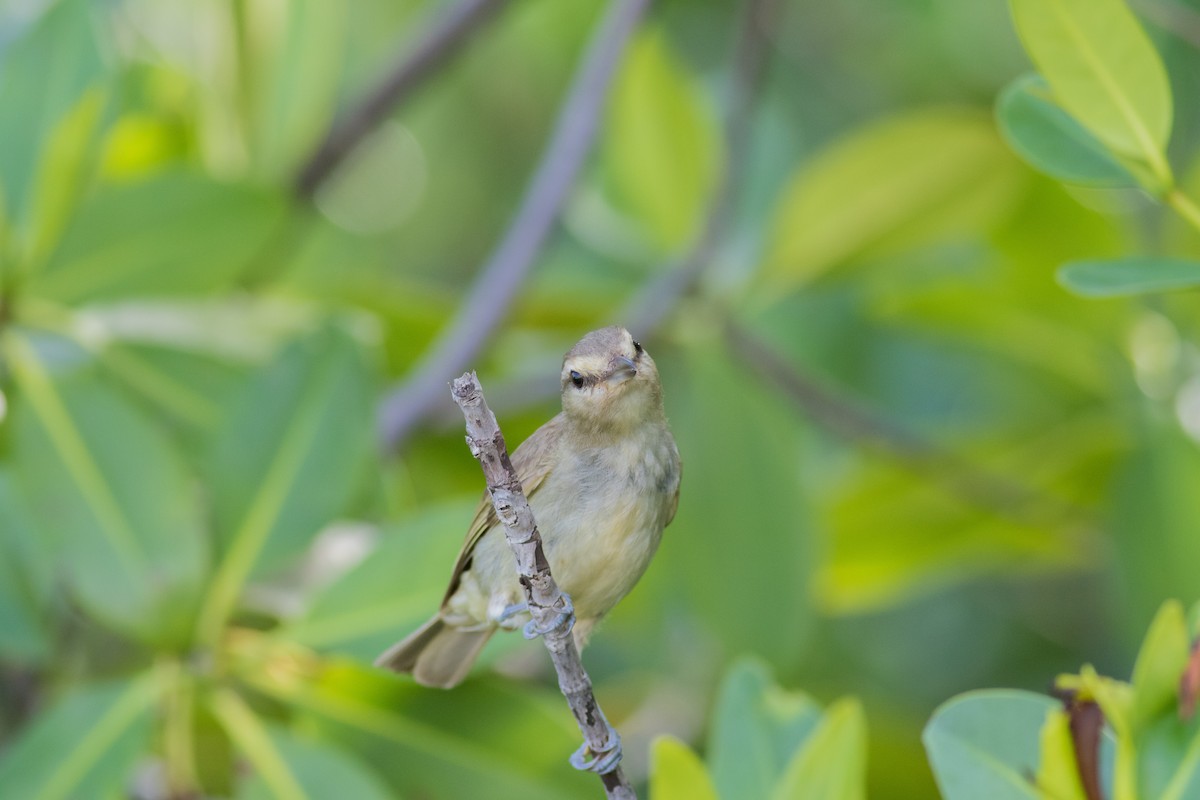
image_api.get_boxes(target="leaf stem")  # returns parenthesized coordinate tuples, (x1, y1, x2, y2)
(163, 661, 199, 794)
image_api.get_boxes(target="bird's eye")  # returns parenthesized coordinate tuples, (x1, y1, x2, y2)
(570, 370, 584, 388)
(632, 340, 643, 355)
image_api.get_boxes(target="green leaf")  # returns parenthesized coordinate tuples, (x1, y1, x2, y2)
(923, 689, 1057, 800)
(763, 110, 1022, 289)
(197, 326, 373, 646)
(1131, 601, 1190, 732)
(25, 86, 108, 267)
(1139, 715, 1200, 800)
(0, 472, 52, 663)
(660, 343, 812, 661)
(1036, 709, 1088, 800)
(278, 499, 476, 658)
(7, 332, 208, 646)
(1008, 0, 1172, 186)
(1057, 257, 1200, 297)
(27, 171, 286, 304)
(773, 698, 867, 800)
(650, 736, 719, 800)
(708, 658, 822, 800)
(996, 74, 1136, 187)
(605, 27, 721, 251)
(0, 0, 107, 232)
(248, 0, 347, 180)
(236, 726, 393, 800)
(0, 672, 162, 800)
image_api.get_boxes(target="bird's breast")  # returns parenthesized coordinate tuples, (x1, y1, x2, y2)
(530, 430, 680, 620)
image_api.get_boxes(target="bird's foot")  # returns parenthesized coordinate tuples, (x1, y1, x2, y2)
(570, 724, 622, 774)
(497, 602, 528, 628)
(522, 593, 575, 640)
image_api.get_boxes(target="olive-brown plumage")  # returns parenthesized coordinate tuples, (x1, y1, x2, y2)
(376, 326, 681, 687)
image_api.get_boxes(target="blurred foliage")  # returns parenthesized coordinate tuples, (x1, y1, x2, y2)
(0, 0, 1199, 798)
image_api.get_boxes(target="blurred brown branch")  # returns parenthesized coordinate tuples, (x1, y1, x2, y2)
(295, 0, 514, 198)
(726, 322, 1090, 528)
(1132, 0, 1200, 48)
(623, 0, 782, 336)
(379, 0, 652, 451)
(451, 372, 635, 799)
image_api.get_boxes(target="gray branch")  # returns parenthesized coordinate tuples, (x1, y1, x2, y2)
(379, 0, 651, 451)
(295, 0, 514, 198)
(450, 372, 636, 800)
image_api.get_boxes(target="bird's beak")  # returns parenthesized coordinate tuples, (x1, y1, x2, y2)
(607, 356, 637, 385)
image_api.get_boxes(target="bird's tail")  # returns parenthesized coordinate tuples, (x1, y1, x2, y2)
(374, 615, 495, 689)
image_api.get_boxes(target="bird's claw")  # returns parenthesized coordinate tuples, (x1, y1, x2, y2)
(497, 602, 528, 626)
(570, 727, 622, 774)
(522, 594, 575, 640)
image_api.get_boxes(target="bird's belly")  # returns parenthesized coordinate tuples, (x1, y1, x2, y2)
(537, 492, 662, 621)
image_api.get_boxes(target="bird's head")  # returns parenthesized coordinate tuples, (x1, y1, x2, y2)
(559, 326, 663, 432)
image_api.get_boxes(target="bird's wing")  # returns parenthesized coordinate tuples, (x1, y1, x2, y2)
(665, 457, 682, 526)
(440, 413, 565, 606)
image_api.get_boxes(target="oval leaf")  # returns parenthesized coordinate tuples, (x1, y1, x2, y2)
(1057, 257, 1200, 297)
(708, 658, 822, 800)
(650, 737, 719, 800)
(997, 74, 1136, 187)
(924, 689, 1058, 800)
(773, 698, 867, 800)
(1009, 0, 1172, 183)
(763, 110, 1022, 289)
(1131, 600, 1190, 731)
(604, 27, 721, 251)
(1037, 710, 1089, 800)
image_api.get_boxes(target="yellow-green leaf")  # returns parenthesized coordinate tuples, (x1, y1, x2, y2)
(763, 110, 1022, 290)
(1036, 709, 1088, 800)
(650, 736, 719, 800)
(605, 27, 721, 251)
(773, 698, 868, 800)
(1008, 0, 1172, 186)
(1130, 600, 1190, 731)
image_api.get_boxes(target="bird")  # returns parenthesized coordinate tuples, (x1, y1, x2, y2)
(376, 326, 681, 689)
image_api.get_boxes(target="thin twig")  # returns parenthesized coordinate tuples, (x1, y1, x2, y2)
(379, 0, 651, 451)
(622, 0, 781, 336)
(451, 372, 636, 800)
(295, 0, 514, 198)
(726, 322, 1091, 528)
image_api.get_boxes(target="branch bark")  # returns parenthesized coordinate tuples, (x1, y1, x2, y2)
(451, 372, 636, 800)
(378, 0, 651, 452)
(295, 0, 514, 198)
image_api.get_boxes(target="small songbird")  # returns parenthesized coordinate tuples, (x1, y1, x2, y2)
(376, 326, 681, 688)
